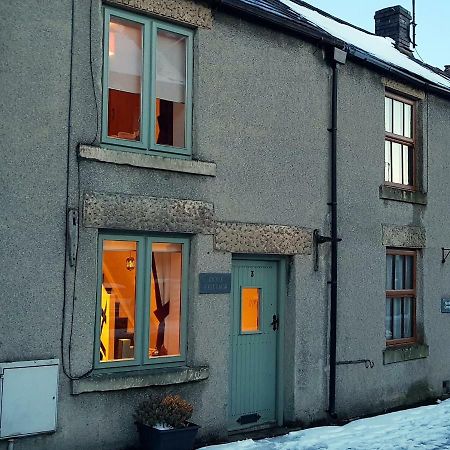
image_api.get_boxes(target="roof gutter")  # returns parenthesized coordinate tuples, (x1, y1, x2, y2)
(348, 48, 450, 100)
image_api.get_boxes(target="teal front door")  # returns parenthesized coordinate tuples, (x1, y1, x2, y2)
(230, 259, 279, 430)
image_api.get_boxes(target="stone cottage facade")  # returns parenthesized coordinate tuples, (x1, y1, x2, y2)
(1, 0, 450, 449)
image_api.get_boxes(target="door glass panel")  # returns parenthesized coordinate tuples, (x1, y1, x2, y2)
(155, 30, 186, 148)
(108, 17, 142, 141)
(241, 288, 260, 333)
(149, 242, 182, 358)
(100, 240, 137, 362)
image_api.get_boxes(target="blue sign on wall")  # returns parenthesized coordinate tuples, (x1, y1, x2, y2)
(199, 273, 231, 294)
(441, 298, 450, 313)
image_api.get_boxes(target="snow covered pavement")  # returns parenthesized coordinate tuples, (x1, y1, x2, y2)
(200, 400, 450, 450)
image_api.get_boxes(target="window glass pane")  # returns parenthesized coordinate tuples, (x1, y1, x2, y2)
(408, 146, 414, 186)
(385, 97, 393, 133)
(392, 142, 402, 183)
(155, 30, 186, 148)
(385, 297, 393, 340)
(100, 240, 137, 362)
(394, 255, 404, 289)
(392, 297, 402, 339)
(149, 242, 182, 358)
(384, 141, 391, 182)
(402, 145, 410, 185)
(241, 288, 260, 333)
(405, 255, 414, 289)
(403, 297, 414, 338)
(386, 255, 394, 290)
(393, 100, 404, 135)
(108, 17, 142, 141)
(404, 103, 412, 138)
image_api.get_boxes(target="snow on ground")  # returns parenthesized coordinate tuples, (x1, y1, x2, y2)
(279, 0, 450, 91)
(200, 400, 450, 450)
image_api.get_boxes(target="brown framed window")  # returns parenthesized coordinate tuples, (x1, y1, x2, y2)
(384, 92, 415, 190)
(385, 248, 416, 346)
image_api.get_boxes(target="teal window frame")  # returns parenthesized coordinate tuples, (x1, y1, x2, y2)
(102, 7, 194, 159)
(94, 232, 190, 372)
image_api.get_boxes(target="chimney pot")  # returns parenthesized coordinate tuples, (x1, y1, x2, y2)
(374, 5, 412, 56)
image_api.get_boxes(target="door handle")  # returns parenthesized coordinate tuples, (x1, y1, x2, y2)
(270, 314, 279, 331)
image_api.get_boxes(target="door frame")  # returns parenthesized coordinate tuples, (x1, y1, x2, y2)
(230, 254, 286, 430)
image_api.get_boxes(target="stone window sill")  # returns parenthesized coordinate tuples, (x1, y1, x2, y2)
(71, 365, 209, 395)
(379, 185, 427, 205)
(78, 145, 216, 177)
(383, 344, 429, 365)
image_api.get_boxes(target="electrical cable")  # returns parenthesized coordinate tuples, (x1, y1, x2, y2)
(426, 92, 429, 193)
(89, 0, 100, 145)
(414, 48, 425, 63)
(61, 0, 93, 381)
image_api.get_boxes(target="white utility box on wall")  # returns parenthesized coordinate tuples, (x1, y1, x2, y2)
(0, 359, 59, 439)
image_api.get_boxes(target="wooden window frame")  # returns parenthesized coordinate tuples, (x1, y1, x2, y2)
(385, 248, 417, 347)
(101, 7, 194, 159)
(94, 233, 190, 372)
(384, 92, 416, 191)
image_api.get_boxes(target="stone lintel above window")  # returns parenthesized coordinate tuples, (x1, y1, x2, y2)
(382, 224, 426, 249)
(83, 192, 215, 234)
(105, 0, 213, 29)
(71, 365, 209, 395)
(382, 77, 425, 100)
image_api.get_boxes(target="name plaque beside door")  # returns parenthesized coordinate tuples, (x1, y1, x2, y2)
(199, 273, 231, 294)
(441, 298, 450, 313)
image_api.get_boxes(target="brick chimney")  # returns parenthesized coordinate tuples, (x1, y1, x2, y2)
(374, 6, 412, 55)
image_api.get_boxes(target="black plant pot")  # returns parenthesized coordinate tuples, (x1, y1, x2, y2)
(136, 422, 200, 450)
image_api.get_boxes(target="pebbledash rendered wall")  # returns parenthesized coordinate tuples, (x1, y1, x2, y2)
(1, 1, 450, 449)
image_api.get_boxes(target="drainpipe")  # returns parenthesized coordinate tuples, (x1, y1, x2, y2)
(328, 47, 347, 419)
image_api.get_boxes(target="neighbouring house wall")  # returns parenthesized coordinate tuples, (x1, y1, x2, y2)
(335, 61, 450, 417)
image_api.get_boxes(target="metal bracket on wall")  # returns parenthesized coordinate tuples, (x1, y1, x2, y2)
(337, 359, 374, 369)
(313, 229, 342, 271)
(442, 248, 450, 264)
(67, 208, 79, 267)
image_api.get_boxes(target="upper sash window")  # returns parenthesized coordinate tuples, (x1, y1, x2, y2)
(102, 8, 193, 158)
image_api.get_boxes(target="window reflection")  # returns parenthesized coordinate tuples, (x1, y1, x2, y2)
(100, 240, 137, 362)
(155, 30, 186, 148)
(149, 243, 182, 358)
(108, 17, 142, 141)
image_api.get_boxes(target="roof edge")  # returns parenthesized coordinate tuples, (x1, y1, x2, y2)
(220, 0, 344, 48)
(218, 0, 450, 99)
